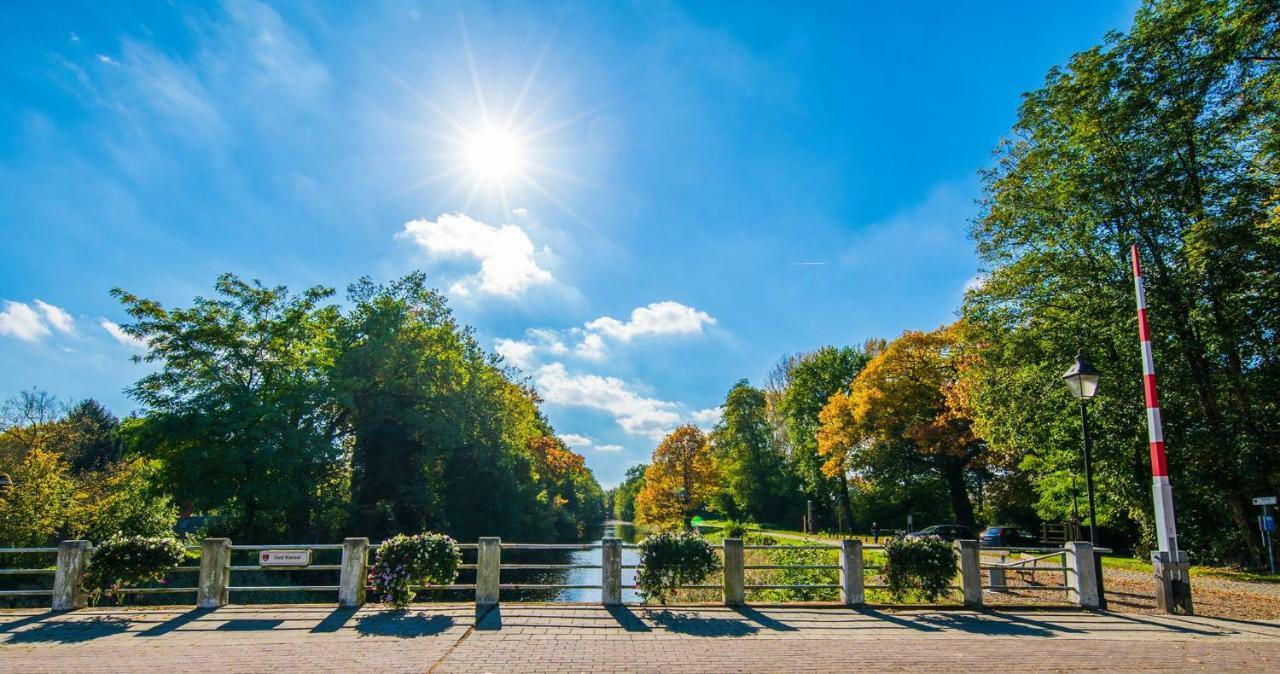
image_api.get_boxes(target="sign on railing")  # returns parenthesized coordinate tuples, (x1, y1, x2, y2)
(259, 549, 311, 567)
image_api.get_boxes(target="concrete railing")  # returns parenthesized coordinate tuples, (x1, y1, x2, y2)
(1, 537, 1106, 612)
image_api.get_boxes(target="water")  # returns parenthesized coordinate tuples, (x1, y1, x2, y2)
(503, 521, 642, 603)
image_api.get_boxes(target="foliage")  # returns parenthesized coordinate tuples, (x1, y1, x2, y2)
(612, 464, 647, 522)
(634, 426, 718, 530)
(367, 532, 461, 608)
(818, 325, 983, 526)
(709, 380, 794, 525)
(83, 535, 187, 606)
(0, 449, 76, 546)
(72, 459, 179, 543)
(635, 531, 720, 604)
(755, 542, 839, 602)
(964, 0, 1280, 564)
(777, 346, 871, 532)
(883, 535, 957, 602)
(720, 519, 750, 539)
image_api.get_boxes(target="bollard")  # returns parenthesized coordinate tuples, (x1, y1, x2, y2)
(52, 540, 91, 610)
(339, 537, 370, 608)
(1152, 550, 1193, 615)
(956, 539, 982, 608)
(989, 553, 1007, 591)
(197, 538, 231, 609)
(601, 538, 622, 606)
(839, 539, 864, 606)
(476, 537, 501, 616)
(1064, 542, 1100, 609)
(722, 538, 744, 606)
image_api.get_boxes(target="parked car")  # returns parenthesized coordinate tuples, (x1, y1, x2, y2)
(905, 525, 975, 541)
(979, 526, 1040, 547)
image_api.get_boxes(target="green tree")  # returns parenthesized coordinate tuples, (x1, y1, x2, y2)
(966, 0, 1280, 563)
(710, 379, 793, 525)
(635, 426, 718, 530)
(613, 464, 647, 522)
(778, 346, 870, 532)
(113, 274, 345, 542)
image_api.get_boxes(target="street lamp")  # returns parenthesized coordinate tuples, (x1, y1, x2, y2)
(1062, 351, 1100, 545)
(0, 473, 12, 497)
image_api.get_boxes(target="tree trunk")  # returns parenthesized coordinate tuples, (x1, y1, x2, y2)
(941, 460, 976, 527)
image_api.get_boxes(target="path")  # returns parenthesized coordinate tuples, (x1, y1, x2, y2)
(2, 604, 1277, 672)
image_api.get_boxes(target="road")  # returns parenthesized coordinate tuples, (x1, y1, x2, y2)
(3, 604, 1278, 672)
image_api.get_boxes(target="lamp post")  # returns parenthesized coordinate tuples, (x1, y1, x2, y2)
(1062, 351, 1100, 545)
(0, 472, 12, 495)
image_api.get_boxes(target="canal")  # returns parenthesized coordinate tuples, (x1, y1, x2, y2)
(501, 521, 643, 602)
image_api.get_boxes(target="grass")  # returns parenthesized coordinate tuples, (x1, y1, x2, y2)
(1099, 553, 1280, 584)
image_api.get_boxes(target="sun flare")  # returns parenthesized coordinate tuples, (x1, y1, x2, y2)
(463, 126, 526, 181)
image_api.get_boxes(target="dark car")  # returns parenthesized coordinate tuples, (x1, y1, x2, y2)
(980, 526, 1040, 547)
(906, 524, 975, 541)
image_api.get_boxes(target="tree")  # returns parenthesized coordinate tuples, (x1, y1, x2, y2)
(818, 325, 983, 527)
(113, 274, 346, 541)
(965, 0, 1280, 563)
(778, 346, 871, 532)
(613, 464, 647, 522)
(635, 426, 718, 530)
(0, 449, 76, 546)
(63, 400, 124, 474)
(709, 379, 792, 524)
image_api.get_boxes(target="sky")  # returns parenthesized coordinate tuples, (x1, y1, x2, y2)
(0, 1, 1139, 487)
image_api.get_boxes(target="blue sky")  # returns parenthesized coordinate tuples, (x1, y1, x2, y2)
(0, 1, 1137, 486)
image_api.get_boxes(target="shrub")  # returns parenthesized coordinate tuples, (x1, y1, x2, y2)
(368, 532, 461, 608)
(83, 535, 187, 605)
(720, 519, 751, 539)
(883, 535, 957, 602)
(635, 531, 719, 604)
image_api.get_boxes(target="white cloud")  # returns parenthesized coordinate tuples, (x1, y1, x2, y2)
(534, 363, 682, 441)
(585, 301, 715, 342)
(512, 207, 528, 218)
(399, 213, 554, 298)
(495, 338, 537, 370)
(691, 407, 723, 429)
(964, 275, 988, 293)
(35, 300, 75, 335)
(0, 301, 52, 342)
(560, 433, 593, 450)
(97, 54, 119, 67)
(595, 444, 623, 453)
(573, 332, 607, 361)
(100, 319, 148, 350)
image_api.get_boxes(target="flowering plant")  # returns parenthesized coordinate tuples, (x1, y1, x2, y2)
(368, 532, 461, 608)
(635, 531, 719, 604)
(83, 535, 187, 606)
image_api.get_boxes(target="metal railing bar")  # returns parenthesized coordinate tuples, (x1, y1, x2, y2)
(745, 584, 841, 590)
(410, 584, 477, 590)
(500, 564, 601, 570)
(743, 564, 840, 570)
(0, 590, 54, 597)
(169, 567, 201, 573)
(743, 545, 837, 550)
(228, 585, 340, 592)
(112, 587, 198, 594)
(674, 584, 720, 589)
(501, 544, 599, 550)
(229, 565, 341, 572)
(230, 544, 343, 551)
(0, 568, 55, 575)
(0, 548, 58, 554)
(498, 584, 602, 590)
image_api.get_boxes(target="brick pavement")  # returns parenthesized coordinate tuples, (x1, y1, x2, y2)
(1, 603, 1277, 673)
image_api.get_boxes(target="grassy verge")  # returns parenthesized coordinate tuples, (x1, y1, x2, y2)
(1100, 554, 1280, 584)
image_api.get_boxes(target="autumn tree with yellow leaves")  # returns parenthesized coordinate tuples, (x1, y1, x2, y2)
(817, 324, 983, 527)
(634, 425, 719, 530)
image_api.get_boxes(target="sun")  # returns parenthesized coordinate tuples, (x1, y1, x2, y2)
(463, 126, 526, 181)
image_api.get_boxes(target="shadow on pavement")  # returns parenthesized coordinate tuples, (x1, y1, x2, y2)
(311, 606, 358, 633)
(851, 608, 943, 632)
(1104, 611, 1225, 636)
(0, 611, 59, 634)
(3, 617, 131, 644)
(216, 619, 285, 631)
(137, 607, 218, 637)
(475, 604, 500, 631)
(605, 605, 651, 632)
(645, 609, 757, 637)
(915, 612, 1056, 637)
(732, 606, 798, 631)
(356, 610, 455, 637)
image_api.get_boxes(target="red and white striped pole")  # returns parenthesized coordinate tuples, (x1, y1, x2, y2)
(1131, 244, 1179, 555)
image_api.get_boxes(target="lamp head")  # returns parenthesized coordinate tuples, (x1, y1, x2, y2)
(1062, 351, 1101, 400)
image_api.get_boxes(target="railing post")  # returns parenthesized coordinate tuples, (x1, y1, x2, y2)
(1152, 550, 1193, 615)
(601, 537, 622, 606)
(197, 538, 231, 608)
(339, 537, 369, 608)
(956, 539, 982, 608)
(839, 539, 864, 606)
(476, 537, 501, 616)
(52, 540, 91, 610)
(989, 552, 1007, 591)
(723, 538, 744, 606)
(1064, 542, 1099, 609)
